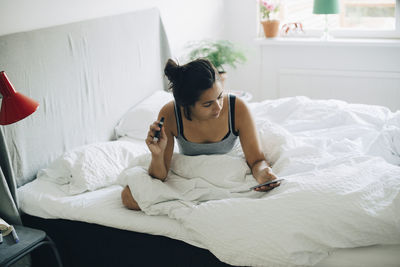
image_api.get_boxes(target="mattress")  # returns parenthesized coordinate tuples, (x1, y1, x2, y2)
(18, 171, 400, 267)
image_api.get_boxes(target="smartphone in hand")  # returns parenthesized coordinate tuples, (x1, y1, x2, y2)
(153, 117, 165, 142)
(250, 178, 284, 190)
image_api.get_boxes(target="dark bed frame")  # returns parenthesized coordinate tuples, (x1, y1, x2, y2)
(22, 213, 231, 267)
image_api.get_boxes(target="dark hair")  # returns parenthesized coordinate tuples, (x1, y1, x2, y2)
(164, 58, 219, 120)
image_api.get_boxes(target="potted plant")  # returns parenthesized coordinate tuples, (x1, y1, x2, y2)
(184, 39, 247, 84)
(259, 0, 281, 38)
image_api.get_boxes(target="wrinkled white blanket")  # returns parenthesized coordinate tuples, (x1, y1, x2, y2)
(119, 154, 400, 267)
(118, 154, 257, 216)
(118, 97, 400, 267)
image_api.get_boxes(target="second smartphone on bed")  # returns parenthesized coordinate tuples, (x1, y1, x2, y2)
(250, 178, 284, 190)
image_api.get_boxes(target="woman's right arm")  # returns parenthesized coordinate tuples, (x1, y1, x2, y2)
(145, 104, 175, 181)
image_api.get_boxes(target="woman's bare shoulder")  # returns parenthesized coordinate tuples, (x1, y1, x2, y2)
(233, 96, 253, 129)
(234, 96, 250, 115)
(159, 100, 175, 114)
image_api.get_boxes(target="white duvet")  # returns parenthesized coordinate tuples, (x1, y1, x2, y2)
(119, 155, 400, 267)
(20, 96, 400, 267)
(118, 97, 400, 266)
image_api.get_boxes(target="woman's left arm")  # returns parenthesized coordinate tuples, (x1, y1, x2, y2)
(235, 97, 280, 191)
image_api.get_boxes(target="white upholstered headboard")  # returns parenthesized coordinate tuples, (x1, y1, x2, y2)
(0, 8, 170, 188)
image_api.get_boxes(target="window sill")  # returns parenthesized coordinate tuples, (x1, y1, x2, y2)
(254, 37, 400, 47)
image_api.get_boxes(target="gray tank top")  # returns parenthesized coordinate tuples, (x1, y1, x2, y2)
(174, 94, 239, 156)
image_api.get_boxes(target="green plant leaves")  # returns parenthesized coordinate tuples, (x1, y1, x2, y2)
(185, 40, 247, 73)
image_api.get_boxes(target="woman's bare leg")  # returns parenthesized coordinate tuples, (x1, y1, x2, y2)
(121, 185, 141, 210)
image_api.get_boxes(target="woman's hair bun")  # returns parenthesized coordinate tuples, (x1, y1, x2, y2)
(164, 59, 183, 86)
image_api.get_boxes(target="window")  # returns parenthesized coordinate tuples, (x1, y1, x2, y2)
(280, 0, 399, 38)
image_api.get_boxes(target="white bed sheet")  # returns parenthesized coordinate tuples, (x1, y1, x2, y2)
(316, 244, 400, 267)
(18, 166, 400, 267)
(18, 178, 204, 250)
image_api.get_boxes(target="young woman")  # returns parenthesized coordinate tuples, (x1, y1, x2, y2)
(122, 58, 280, 210)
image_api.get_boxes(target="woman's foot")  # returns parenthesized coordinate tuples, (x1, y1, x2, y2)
(121, 186, 141, 210)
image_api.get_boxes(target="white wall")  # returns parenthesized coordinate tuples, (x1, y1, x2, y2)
(1, 0, 399, 110)
(221, 0, 262, 100)
(258, 39, 400, 111)
(0, 0, 225, 57)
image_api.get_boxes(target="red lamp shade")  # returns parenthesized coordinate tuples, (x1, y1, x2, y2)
(0, 71, 39, 125)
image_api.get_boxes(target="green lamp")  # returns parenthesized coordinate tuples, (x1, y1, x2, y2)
(313, 0, 340, 40)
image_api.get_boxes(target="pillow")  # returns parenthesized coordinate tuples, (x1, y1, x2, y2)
(115, 90, 174, 139)
(37, 140, 149, 195)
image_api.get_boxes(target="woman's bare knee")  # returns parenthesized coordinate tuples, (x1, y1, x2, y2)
(121, 186, 141, 211)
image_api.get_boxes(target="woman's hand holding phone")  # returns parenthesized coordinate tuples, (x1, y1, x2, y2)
(145, 117, 167, 156)
(253, 167, 281, 192)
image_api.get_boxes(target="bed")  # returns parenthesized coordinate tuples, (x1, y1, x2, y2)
(1, 7, 400, 267)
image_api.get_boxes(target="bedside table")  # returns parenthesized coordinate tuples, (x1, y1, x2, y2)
(0, 225, 63, 267)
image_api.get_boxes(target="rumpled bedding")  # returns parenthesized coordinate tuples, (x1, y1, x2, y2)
(28, 96, 400, 267)
(117, 96, 400, 266)
(117, 154, 257, 216)
(119, 155, 400, 267)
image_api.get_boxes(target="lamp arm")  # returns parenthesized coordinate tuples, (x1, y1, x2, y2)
(0, 127, 22, 225)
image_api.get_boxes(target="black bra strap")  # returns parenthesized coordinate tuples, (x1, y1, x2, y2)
(229, 94, 238, 135)
(174, 102, 184, 137)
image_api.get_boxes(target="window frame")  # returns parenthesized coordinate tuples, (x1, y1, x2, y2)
(271, 0, 400, 39)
